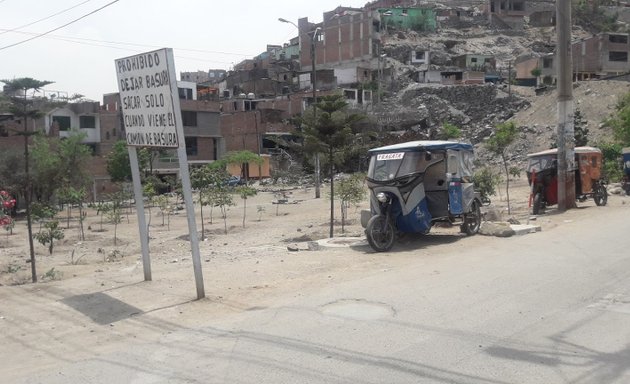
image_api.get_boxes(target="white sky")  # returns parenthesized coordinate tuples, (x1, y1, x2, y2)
(0, 0, 366, 101)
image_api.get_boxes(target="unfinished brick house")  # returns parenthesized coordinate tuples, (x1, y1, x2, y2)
(488, 0, 555, 29)
(572, 32, 630, 80)
(514, 53, 554, 86)
(298, 7, 384, 88)
(514, 32, 630, 85)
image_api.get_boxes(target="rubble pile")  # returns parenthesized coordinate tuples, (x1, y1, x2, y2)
(375, 83, 530, 145)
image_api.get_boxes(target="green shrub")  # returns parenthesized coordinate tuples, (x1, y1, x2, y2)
(473, 167, 501, 202)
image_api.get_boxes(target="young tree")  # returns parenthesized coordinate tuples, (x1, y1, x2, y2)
(30, 136, 62, 202)
(335, 173, 365, 233)
(473, 167, 501, 204)
(154, 194, 173, 229)
(530, 67, 542, 87)
(302, 94, 364, 237)
(58, 130, 92, 189)
(604, 92, 630, 146)
(58, 186, 87, 240)
(31, 202, 57, 232)
(596, 142, 624, 182)
(486, 121, 518, 214)
(95, 201, 108, 232)
(142, 179, 157, 241)
(235, 185, 257, 228)
(34, 220, 64, 255)
(215, 186, 234, 235)
(190, 165, 213, 239)
(106, 140, 154, 183)
(105, 191, 125, 246)
(574, 107, 589, 147)
(1, 77, 53, 282)
(107, 140, 133, 183)
(0, 149, 25, 198)
(194, 164, 233, 233)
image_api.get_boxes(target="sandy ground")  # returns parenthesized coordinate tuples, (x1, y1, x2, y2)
(1, 178, 626, 292)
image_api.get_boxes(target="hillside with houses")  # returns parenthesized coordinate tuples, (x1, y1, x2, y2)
(2, 0, 630, 200)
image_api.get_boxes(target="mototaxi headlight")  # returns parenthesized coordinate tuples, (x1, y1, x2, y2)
(376, 192, 389, 203)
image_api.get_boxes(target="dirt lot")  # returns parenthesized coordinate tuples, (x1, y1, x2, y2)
(1, 178, 626, 293)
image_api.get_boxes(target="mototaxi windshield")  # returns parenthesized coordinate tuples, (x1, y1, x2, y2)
(367, 151, 436, 181)
(527, 155, 557, 173)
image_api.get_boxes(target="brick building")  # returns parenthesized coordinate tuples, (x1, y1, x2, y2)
(572, 33, 630, 80)
(488, 0, 555, 29)
(298, 7, 383, 87)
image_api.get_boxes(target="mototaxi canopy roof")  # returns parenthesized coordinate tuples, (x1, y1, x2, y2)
(367, 140, 475, 180)
(527, 146, 602, 158)
(368, 140, 473, 154)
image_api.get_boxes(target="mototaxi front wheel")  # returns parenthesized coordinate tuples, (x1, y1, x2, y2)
(365, 215, 395, 252)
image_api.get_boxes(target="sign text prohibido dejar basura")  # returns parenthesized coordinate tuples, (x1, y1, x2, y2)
(115, 48, 179, 148)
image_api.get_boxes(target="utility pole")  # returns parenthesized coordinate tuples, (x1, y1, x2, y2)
(507, 60, 512, 98)
(255, 110, 262, 180)
(556, 0, 576, 211)
(312, 27, 322, 199)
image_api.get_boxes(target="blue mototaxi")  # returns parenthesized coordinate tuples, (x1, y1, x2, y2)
(361, 140, 482, 252)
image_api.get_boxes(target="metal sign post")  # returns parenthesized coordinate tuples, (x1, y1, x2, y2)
(128, 146, 151, 281)
(115, 48, 205, 299)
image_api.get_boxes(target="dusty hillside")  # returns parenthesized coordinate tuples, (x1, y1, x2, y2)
(510, 80, 630, 153)
(377, 21, 628, 165)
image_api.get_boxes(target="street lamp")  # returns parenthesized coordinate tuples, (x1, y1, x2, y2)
(278, 17, 298, 28)
(377, 53, 386, 104)
(279, 17, 322, 198)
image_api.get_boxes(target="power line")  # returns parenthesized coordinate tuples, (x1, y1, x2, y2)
(0, 28, 256, 58)
(0, 28, 240, 66)
(0, 0, 119, 51)
(0, 0, 94, 36)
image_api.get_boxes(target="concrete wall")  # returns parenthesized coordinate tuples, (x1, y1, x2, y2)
(419, 70, 444, 83)
(335, 67, 359, 84)
(453, 54, 496, 70)
(463, 71, 485, 84)
(410, 50, 429, 65)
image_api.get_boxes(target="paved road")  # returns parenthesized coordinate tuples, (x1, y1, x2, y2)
(5, 203, 630, 383)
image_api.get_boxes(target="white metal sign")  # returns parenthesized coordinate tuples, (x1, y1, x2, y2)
(113, 48, 205, 300)
(115, 49, 179, 147)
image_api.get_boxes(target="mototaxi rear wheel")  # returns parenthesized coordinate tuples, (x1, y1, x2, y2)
(461, 200, 481, 235)
(532, 192, 545, 215)
(594, 183, 608, 206)
(366, 215, 395, 252)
